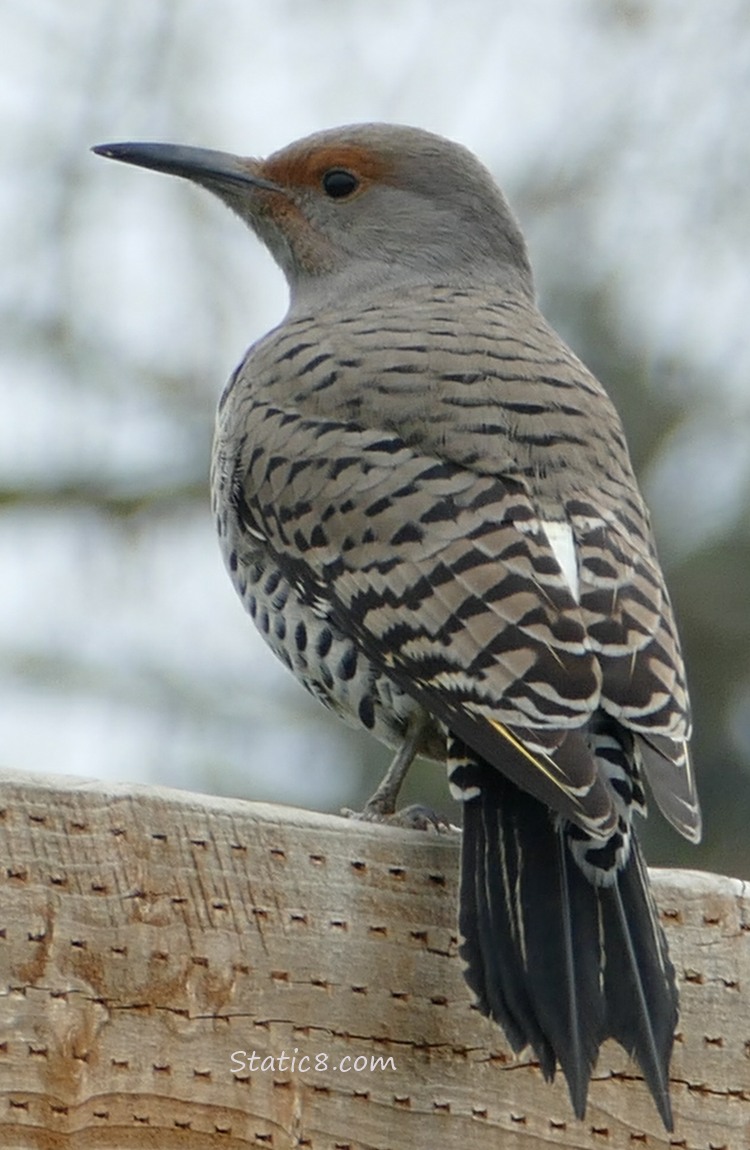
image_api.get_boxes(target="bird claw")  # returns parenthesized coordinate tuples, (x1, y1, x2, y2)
(341, 801, 455, 833)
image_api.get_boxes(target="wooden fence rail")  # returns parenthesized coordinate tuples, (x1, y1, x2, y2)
(0, 769, 748, 1149)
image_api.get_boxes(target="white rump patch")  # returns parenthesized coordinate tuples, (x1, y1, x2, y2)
(449, 781, 481, 802)
(542, 520, 580, 602)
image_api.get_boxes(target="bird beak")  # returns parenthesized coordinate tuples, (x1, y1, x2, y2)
(91, 141, 281, 195)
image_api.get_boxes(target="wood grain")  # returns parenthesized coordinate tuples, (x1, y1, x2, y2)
(0, 769, 748, 1149)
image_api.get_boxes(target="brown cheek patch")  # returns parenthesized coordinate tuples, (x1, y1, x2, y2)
(260, 194, 338, 274)
(260, 144, 393, 192)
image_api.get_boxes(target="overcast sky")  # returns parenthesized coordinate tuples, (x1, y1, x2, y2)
(1, 1, 748, 822)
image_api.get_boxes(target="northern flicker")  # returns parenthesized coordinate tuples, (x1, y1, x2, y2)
(93, 124, 701, 1128)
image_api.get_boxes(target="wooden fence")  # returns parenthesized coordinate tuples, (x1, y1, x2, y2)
(0, 769, 748, 1148)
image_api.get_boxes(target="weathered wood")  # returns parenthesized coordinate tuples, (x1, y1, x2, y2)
(0, 769, 747, 1149)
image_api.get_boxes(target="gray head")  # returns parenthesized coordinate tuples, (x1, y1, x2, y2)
(93, 123, 533, 310)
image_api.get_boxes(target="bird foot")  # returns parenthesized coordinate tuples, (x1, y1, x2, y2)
(341, 801, 455, 833)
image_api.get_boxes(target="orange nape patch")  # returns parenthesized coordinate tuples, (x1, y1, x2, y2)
(260, 143, 394, 193)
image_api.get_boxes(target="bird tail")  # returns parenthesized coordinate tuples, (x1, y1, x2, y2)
(452, 738, 677, 1129)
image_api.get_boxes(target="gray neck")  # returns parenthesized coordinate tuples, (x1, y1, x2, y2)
(287, 258, 535, 318)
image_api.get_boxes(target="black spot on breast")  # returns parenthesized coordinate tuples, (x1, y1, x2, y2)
(316, 628, 333, 658)
(264, 569, 281, 596)
(358, 696, 375, 729)
(337, 648, 357, 681)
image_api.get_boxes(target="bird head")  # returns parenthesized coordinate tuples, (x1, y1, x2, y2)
(93, 123, 533, 309)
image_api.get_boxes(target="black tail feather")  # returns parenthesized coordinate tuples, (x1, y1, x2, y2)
(459, 763, 676, 1128)
(600, 846, 676, 1129)
(465, 784, 557, 1076)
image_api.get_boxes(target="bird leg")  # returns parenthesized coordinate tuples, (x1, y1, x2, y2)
(361, 713, 425, 816)
(342, 711, 452, 830)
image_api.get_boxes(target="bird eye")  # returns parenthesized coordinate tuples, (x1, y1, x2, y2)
(321, 169, 360, 199)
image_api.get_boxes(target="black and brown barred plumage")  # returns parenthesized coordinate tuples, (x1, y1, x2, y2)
(94, 124, 702, 1128)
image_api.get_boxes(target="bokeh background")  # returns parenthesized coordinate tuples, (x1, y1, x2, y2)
(2, 0, 749, 877)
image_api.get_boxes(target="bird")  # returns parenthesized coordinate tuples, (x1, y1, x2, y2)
(93, 124, 701, 1128)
